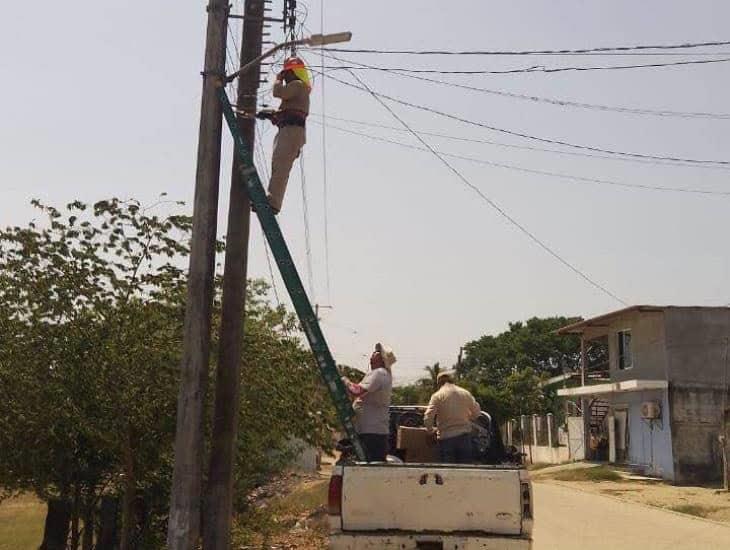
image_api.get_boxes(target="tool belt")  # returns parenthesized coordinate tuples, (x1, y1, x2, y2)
(275, 109, 307, 128)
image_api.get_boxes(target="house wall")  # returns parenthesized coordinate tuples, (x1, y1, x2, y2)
(664, 307, 730, 384)
(606, 310, 667, 383)
(664, 307, 730, 483)
(609, 389, 674, 480)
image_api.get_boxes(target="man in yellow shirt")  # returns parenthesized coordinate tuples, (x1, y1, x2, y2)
(424, 372, 481, 464)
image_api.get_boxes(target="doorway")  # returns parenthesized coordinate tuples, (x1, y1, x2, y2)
(614, 408, 629, 463)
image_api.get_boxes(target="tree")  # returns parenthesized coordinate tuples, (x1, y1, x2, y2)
(424, 362, 442, 391)
(460, 317, 585, 387)
(0, 198, 190, 548)
(458, 316, 608, 421)
(0, 198, 337, 548)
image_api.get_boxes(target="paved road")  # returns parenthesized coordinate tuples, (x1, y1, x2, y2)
(533, 482, 730, 550)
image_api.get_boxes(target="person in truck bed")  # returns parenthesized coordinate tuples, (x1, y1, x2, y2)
(342, 343, 396, 461)
(424, 371, 481, 464)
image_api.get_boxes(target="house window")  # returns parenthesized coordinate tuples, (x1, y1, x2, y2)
(617, 330, 633, 370)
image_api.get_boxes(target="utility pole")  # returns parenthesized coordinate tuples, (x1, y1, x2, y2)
(203, 0, 265, 547)
(167, 0, 228, 547)
(580, 337, 591, 461)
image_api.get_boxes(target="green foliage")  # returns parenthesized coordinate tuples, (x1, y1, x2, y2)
(391, 382, 431, 406)
(391, 317, 600, 421)
(0, 198, 189, 506)
(0, 198, 335, 547)
(456, 317, 599, 420)
(391, 363, 445, 406)
(459, 317, 582, 386)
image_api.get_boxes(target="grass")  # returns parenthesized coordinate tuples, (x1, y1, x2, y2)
(269, 480, 328, 517)
(551, 465, 623, 482)
(0, 493, 45, 550)
(233, 479, 329, 548)
(527, 463, 553, 472)
(668, 504, 724, 518)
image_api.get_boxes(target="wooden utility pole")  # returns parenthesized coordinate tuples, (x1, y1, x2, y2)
(203, 0, 265, 547)
(580, 337, 591, 460)
(167, 0, 228, 547)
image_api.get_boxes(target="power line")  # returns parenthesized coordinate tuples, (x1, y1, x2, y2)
(299, 153, 316, 300)
(322, 53, 730, 120)
(310, 119, 730, 197)
(308, 113, 730, 170)
(320, 0, 332, 301)
(340, 68, 627, 306)
(317, 69, 730, 166)
(307, 113, 730, 170)
(317, 39, 730, 56)
(319, 57, 730, 75)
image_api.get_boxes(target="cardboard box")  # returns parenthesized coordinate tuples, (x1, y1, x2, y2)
(397, 426, 440, 463)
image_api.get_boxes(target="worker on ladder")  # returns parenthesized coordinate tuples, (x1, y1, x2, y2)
(257, 56, 311, 214)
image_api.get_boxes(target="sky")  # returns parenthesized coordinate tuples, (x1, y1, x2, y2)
(1, 1, 729, 385)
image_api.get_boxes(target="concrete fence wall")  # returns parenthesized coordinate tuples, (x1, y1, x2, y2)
(504, 413, 575, 465)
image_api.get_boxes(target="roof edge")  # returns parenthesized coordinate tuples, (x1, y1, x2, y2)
(556, 305, 664, 335)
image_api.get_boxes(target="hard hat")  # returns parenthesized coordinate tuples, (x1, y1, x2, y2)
(283, 56, 307, 71)
(282, 56, 311, 89)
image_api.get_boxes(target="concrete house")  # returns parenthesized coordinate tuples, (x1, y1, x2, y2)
(557, 306, 730, 483)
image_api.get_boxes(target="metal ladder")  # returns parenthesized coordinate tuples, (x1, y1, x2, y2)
(217, 88, 367, 461)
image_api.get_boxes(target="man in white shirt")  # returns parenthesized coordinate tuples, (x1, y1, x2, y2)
(342, 343, 396, 461)
(424, 372, 481, 464)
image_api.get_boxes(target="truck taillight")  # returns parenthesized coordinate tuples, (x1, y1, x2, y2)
(328, 474, 343, 516)
(521, 482, 532, 519)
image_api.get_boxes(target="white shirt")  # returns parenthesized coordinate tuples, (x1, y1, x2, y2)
(424, 382, 481, 440)
(353, 368, 392, 435)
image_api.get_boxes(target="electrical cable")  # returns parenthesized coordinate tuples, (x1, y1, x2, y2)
(316, 39, 730, 56)
(310, 119, 730, 197)
(320, 0, 332, 301)
(307, 113, 730, 170)
(338, 68, 627, 305)
(318, 57, 730, 75)
(300, 153, 316, 300)
(321, 53, 730, 120)
(316, 69, 730, 166)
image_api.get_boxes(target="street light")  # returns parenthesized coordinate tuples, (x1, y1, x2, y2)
(224, 31, 352, 84)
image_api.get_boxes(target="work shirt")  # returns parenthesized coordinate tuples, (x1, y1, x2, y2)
(423, 383, 481, 440)
(352, 368, 392, 435)
(273, 79, 310, 116)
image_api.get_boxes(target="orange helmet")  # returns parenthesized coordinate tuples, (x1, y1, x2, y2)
(282, 56, 311, 89)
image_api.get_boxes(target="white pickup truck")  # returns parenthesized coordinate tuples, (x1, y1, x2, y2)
(327, 406, 533, 550)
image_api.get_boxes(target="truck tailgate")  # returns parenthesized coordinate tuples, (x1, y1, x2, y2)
(341, 465, 523, 535)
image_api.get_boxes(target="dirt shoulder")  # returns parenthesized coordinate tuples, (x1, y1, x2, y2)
(234, 471, 330, 549)
(532, 464, 730, 524)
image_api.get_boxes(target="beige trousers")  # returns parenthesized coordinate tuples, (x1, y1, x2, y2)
(268, 125, 306, 211)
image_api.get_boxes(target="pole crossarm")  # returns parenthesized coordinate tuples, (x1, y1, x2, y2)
(216, 87, 366, 461)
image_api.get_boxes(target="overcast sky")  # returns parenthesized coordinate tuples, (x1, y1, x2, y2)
(2, 1, 729, 384)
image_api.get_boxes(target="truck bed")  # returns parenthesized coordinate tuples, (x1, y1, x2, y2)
(339, 463, 529, 536)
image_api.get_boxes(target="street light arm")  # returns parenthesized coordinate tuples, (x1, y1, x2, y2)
(223, 32, 352, 84)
